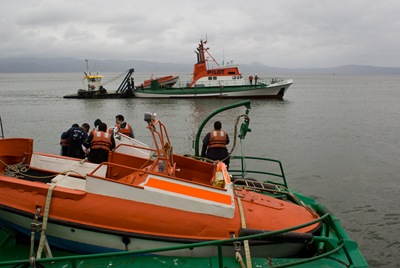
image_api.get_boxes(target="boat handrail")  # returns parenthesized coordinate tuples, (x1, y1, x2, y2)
(229, 155, 288, 188)
(113, 141, 156, 155)
(176, 79, 246, 88)
(173, 77, 291, 88)
(0, 211, 362, 267)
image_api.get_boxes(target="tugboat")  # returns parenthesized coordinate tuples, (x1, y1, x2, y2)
(63, 60, 135, 99)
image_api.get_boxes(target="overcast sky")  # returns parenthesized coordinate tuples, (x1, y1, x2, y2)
(1, 0, 398, 68)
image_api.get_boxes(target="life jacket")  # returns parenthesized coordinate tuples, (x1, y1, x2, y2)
(117, 122, 132, 136)
(208, 130, 227, 148)
(90, 131, 112, 151)
(90, 129, 97, 136)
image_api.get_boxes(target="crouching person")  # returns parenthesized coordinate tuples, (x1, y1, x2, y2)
(86, 122, 115, 164)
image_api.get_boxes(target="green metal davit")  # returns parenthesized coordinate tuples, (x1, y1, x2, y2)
(194, 100, 251, 157)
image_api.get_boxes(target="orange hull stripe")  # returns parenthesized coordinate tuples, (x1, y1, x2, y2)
(146, 178, 232, 205)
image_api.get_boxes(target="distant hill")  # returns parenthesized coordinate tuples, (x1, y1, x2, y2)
(0, 57, 191, 73)
(0, 57, 399, 75)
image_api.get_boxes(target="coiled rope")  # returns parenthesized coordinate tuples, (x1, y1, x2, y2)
(0, 157, 86, 179)
(235, 195, 252, 268)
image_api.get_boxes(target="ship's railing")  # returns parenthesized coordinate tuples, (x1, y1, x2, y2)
(0, 210, 367, 267)
(229, 155, 288, 188)
(175, 79, 247, 88)
(174, 77, 290, 88)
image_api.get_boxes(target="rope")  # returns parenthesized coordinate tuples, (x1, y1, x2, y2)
(232, 234, 246, 268)
(228, 114, 247, 155)
(102, 71, 127, 86)
(35, 173, 73, 259)
(276, 185, 318, 216)
(236, 249, 246, 268)
(0, 157, 86, 179)
(236, 195, 252, 268)
(1, 157, 27, 178)
(30, 207, 41, 261)
(36, 176, 61, 259)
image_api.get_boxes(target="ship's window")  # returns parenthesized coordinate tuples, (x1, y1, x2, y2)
(208, 77, 212, 80)
(213, 77, 217, 80)
(228, 72, 236, 75)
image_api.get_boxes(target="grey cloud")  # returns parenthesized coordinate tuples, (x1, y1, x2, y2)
(0, 0, 399, 68)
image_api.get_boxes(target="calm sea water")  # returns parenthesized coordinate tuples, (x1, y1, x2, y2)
(1, 72, 399, 267)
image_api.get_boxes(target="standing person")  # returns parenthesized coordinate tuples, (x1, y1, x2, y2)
(86, 122, 115, 164)
(61, 123, 88, 159)
(201, 121, 230, 169)
(248, 74, 253, 85)
(115, 114, 134, 138)
(254, 74, 259, 84)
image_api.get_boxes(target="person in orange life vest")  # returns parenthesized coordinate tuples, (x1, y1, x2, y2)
(248, 74, 253, 85)
(90, 119, 102, 136)
(201, 121, 230, 169)
(115, 114, 134, 138)
(85, 122, 115, 164)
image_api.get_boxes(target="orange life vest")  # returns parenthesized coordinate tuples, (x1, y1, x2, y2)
(91, 131, 112, 151)
(208, 130, 227, 148)
(117, 123, 132, 136)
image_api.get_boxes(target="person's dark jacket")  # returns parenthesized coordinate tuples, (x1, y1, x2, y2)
(61, 127, 88, 159)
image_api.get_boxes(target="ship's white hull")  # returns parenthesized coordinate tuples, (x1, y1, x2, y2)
(134, 80, 293, 99)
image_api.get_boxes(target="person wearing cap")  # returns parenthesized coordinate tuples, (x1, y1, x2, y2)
(115, 114, 134, 138)
(61, 123, 88, 159)
(201, 121, 230, 169)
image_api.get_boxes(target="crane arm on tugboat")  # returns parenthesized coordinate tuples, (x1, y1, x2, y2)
(115, 68, 135, 94)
